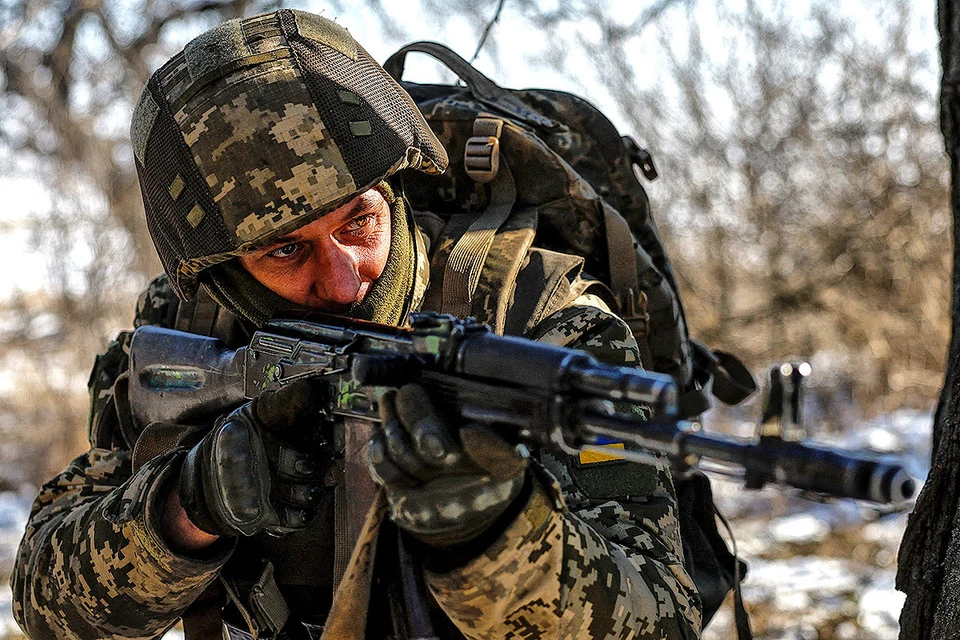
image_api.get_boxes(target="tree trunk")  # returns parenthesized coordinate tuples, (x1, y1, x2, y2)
(897, 2, 960, 637)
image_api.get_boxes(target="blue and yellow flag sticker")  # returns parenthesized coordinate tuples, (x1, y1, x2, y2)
(579, 442, 626, 464)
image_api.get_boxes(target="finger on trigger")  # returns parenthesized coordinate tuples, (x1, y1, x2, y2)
(383, 419, 427, 480)
(377, 389, 426, 477)
(395, 385, 440, 433)
(378, 388, 399, 426)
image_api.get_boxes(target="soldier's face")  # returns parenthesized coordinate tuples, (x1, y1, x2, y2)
(239, 188, 392, 312)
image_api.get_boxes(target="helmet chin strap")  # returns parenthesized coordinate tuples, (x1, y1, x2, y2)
(201, 181, 415, 329)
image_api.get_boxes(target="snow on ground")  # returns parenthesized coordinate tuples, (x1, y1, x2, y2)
(0, 410, 932, 639)
(702, 409, 930, 639)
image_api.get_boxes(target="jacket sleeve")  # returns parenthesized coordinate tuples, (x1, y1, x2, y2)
(11, 276, 233, 640)
(423, 300, 702, 640)
(12, 449, 232, 640)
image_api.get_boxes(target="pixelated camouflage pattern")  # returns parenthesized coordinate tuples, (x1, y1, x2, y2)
(416, 298, 699, 640)
(539, 440, 700, 638)
(426, 480, 699, 640)
(423, 479, 564, 638)
(529, 296, 641, 366)
(404, 107, 683, 375)
(133, 10, 448, 299)
(175, 58, 356, 244)
(12, 448, 232, 640)
(135, 275, 181, 328)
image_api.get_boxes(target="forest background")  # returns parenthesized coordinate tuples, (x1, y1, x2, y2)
(0, 1, 948, 638)
(0, 0, 945, 484)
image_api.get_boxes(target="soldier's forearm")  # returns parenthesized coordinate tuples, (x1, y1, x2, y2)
(13, 451, 233, 639)
(424, 478, 700, 640)
(161, 484, 220, 552)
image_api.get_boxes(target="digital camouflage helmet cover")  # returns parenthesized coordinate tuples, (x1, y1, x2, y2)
(131, 9, 447, 299)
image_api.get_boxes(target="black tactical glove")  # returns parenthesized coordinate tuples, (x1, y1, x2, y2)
(367, 384, 529, 548)
(179, 379, 331, 537)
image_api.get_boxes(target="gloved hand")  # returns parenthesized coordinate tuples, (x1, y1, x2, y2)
(179, 379, 331, 537)
(367, 384, 529, 547)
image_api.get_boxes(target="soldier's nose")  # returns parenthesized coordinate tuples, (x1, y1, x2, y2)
(315, 243, 363, 305)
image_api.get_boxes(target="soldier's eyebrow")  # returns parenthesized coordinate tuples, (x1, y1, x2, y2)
(259, 238, 294, 252)
(343, 190, 385, 218)
(257, 194, 383, 252)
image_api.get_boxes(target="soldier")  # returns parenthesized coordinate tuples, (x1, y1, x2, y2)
(12, 9, 701, 640)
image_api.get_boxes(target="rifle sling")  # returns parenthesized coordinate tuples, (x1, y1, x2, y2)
(715, 506, 753, 640)
(334, 417, 380, 589)
(321, 489, 389, 640)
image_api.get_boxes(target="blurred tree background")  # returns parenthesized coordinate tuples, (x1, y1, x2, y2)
(0, 0, 947, 484)
(0, 1, 946, 639)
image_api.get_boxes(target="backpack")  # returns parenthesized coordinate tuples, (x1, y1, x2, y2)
(385, 42, 756, 630)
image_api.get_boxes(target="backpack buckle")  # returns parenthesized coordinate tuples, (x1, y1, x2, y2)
(620, 289, 650, 335)
(617, 289, 650, 325)
(464, 117, 503, 183)
(619, 288, 654, 370)
(623, 135, 659, 181)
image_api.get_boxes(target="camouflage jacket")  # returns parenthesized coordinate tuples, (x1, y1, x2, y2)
(12, 253, 701, 639)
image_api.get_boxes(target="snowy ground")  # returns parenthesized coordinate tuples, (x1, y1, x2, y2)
(703, 409, 931, 639)
(0, 410, 931, 639)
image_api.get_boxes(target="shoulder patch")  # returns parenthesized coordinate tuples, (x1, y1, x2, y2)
(570, 456, 660, 500)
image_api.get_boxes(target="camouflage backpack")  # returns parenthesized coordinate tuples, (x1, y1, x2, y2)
(385, 42, 756, 628)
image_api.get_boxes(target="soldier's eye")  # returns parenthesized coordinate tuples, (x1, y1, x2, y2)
(267, 243, 300, 259)
(342, 214, 375, 236)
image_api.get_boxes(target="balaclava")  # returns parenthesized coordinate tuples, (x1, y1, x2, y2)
(201, 181, 417, 327)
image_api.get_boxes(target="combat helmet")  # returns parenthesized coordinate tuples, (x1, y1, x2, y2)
(130, 9, 448, 300)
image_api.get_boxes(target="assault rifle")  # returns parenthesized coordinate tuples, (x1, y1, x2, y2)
(128, 312, 916, 505)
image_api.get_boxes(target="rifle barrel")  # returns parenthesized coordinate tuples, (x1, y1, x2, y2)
(581, 413, 916, 504)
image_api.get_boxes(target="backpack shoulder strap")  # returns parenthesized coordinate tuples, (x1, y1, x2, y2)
(440, 123, 517, 323)
(421, 117, 540, 335)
